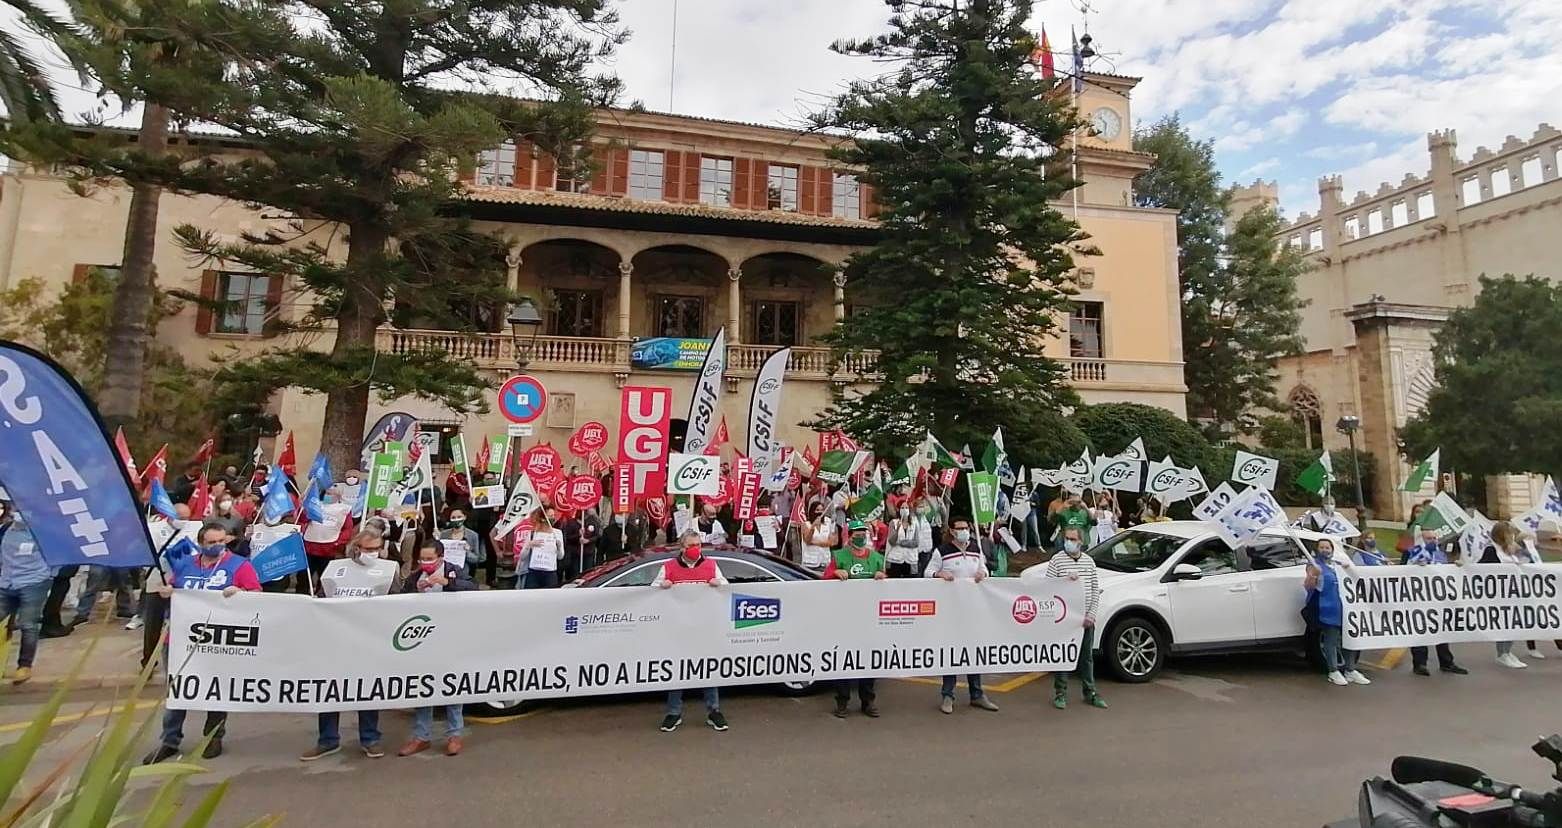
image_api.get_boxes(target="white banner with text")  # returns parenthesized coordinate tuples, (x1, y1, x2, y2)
(166, 578, 1085, 712)
(1341, 563, 1562, 649)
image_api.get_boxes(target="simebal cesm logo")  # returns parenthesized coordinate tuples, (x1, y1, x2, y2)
(731, 594, 781, 629)
(393, 614, 437, 651)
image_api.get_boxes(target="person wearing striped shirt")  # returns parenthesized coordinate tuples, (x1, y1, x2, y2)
(926, 518, 1000, 715)
(1046, 528, 1106, 709)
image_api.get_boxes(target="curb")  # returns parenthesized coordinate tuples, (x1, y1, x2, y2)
(4, 675, 162, 697)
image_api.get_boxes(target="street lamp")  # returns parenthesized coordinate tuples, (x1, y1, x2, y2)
(506, 298, 543, 370)
(1335, 415, 1365, 513)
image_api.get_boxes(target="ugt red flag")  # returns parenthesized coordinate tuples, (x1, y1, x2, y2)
(140, 444, 168, 490)
(114, 428, 138, 479)
(703, 416, 730, 457)
(187, 479, 212, 519)
(192, 436, 216, 465)
(276, 431, 297, 476)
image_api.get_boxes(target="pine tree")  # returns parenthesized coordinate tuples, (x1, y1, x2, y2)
(1215, 205, 1308, 431)
(812, 0, 1082, 457)
(8, 1, 623, 472)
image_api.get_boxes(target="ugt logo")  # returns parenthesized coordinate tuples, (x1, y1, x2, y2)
(731, 594, 781, 629)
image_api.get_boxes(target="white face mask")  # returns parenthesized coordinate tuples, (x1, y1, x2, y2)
(355, 548, 380, 561)
(954, 529, 971, 543)
(1064, 540, 1082, 556)
(899, 508, 910, 519)
(345, 477, 359, 485)
(218, 500, 234, 511)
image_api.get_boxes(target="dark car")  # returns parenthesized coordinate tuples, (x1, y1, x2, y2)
(471, 544, 818, 716)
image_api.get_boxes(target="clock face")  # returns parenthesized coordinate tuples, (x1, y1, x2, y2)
(1091, 107, 1122, 141)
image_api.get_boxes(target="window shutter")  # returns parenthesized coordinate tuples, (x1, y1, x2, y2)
(816, 169, 835, 216)
(681, 153, 700, 203)
(590, 146, 610, 195)
(263, 273, 284, 337)
(799, 166, 817, 214)
(733, 158, 752, 209)
(663, 150, 683, 202)
(515, 141, 534, 189)
(195, 269, 218, 335)
(750, 161, 769, 209)
(861, 183, 879, 218)
(71, 263, 91, 284)
(609, 148, 629, 196)
(535, 151, 556, 191)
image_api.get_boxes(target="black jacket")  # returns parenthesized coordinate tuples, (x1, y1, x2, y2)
(397, 560, 476, 594)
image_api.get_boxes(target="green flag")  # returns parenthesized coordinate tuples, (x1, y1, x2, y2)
(888, 457, 912, 487)
(365, 451, 399, 511)
(1402, 448, 1440, 492)
(383, 440, 408, 482)
(817, 450, 868, 485)
(850, 483, 885, 520)
(1418, 490, 1469, 534)
(487, 435, 511, 475)
(980, 427, 1006, 473)
(970, 472, 999, 524)
(1295, 451, 1332, 496)
(919, 432, 958, 469)
(450, 434, 469, 476)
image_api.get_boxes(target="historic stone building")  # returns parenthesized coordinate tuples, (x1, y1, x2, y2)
(0, 72, 1185, 467)
(1232, 124, 1562, 518)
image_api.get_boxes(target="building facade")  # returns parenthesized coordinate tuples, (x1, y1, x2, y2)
(1232, 123, 1562, 518)
(0, 73, 1185, 466)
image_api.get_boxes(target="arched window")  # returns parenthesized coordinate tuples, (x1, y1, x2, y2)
(1289, 386, 1324, 450)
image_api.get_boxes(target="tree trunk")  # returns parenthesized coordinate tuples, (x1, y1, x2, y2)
(99, 102, 170, 431)
(319, 222, 388, 475)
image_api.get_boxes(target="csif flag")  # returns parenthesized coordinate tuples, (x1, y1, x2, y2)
(683, 326, 727, 456)
(1402, 448, 1440, 492)
(1295, 451, 1333, 497)
(746, 347, 790, 480)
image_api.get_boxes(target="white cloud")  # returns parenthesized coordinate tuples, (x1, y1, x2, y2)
(1237, 158, 1281, 179)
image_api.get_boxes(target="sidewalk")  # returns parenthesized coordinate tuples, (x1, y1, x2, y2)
(2, 621, 162, 697)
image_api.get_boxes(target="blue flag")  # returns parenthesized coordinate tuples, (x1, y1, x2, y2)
(0, 340, 156, 568)
(250, 531, 307, 583)
(148, 478, 180, 521)
(261, 465, 293, 523)
(163, 535, 199, 566)
(299, 481, 325, 523)
(308, 452, 333, 497)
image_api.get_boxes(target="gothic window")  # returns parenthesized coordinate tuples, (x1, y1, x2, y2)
(1289, 386, 1324, 450)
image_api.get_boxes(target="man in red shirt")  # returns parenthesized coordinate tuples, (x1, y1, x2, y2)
(653, 530, 728, 733)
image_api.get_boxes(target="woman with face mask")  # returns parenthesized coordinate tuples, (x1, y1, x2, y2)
(1045, 527, 1107, 708)
(440, 509, 485, 582)
(1304, 538, 1369, 687)
(1481, 522, 1541, 669)
(1090, 492, 1121, 547)
(886, 503, 932, 578)
(517, 508, 564, 589)
(300, 484, 355, 596)
(396, 538, 475, 757)
(801, 503, 835, 574)
(925, 518, 998, 715)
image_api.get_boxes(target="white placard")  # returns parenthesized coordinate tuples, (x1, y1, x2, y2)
(166, 577, 1086, 712)
(439, 539, 470, 569)
(667, 453, 721, 496)
(320, 557, 398, 597)
(756, 515, 779, 549)
(1231, 449, 1279, 490)
(1343, 563, 1562, 649)
(251, 523, 301, 552)
(470, 485, 506, 510)
(1192, 482, 1240, 521)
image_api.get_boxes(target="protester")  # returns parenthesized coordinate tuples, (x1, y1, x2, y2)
(70, 563, 137, 627)
(206, 494, 246, 538)
(1304, 538, 1369, 686)
(622, 508, 651, 556)
(696, 503, 727, 545)
(300, 484, 354, 595)
(302, 531, 390, 761)
(1052, 494, 1094, 551)
(397, 537, 475, 757)
(1350, 534, 1389, 566)
(801, 502, 835, 574)
(0, 497, 54, 685)
(168, 463, 204, 505)
(515, 508, 563, 589)
(1046, 528, 1106, 708)
(925, 517, 999, 714)
(144, 523, 262, 764)
(1135, 495, 1166, 525)
(1024, 484, 1047, 551)
(1482, 522, 1537, 669)
(1300, 496, 1344, 533)
(1402, 527, 1468, 676)
(439, 508, 485, 583)
(885, 502, 932, 579)
(653, 530, 729, 732)
(1089, 491, 1120, 547)
(823, 520, 887, 718)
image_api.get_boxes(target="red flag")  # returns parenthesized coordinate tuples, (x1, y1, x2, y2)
(587, 450, 611, 475)
(114, 428, 138, 479)
(187, 478, 212, 519)
(835, 430, 860, 452)
(276, 431, 297, 476)
(803, 446, 820, 481)
(789, 487, 806, 525)
(703, 416, 730, 457)
(1034, 27, 1056, 79)
(192, 436, 217, 465)
(140, 444, 168, 490)
(474, 436, 492, 476)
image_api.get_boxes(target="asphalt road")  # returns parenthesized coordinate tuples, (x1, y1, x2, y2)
(8, 643, 1562, 827)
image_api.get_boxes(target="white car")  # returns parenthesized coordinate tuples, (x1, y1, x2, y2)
(1022, 521, 1347, 682)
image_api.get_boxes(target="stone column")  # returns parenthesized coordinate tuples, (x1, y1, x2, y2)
(616, 260, 632, 339)
(1426, 129, 1473, 303)
(832, 270, 847, 321)
(726, 266, 742, 342)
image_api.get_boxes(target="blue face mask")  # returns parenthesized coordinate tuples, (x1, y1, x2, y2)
(200, 543, 226, 559)
(1422, 540, 1438, 551)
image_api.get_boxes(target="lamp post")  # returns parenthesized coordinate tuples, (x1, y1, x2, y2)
(1335, 415, 1365, 513)
(506, 298, 543, 371)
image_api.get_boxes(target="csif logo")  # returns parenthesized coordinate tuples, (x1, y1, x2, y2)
(731, 594, 781, 629)
(393, 614, 437, 651)
(757, 378, 780, 395)
(674, 457, 717, 490)
(1101, 461, 1133, 485)
(1238, 459, 1268, 479)
(1151, 468, 1181, 492)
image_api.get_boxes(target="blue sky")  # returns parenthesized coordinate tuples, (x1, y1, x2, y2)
(11, 0, 1560, 221)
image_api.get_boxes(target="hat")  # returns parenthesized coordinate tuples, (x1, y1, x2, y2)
(848, 519, 867, 532)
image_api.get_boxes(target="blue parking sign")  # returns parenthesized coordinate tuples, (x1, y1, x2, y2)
(498, 374, 548, 424)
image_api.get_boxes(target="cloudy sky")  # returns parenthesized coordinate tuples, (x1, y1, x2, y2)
(13, 0, 1560, 219)
(608, 0, 1562, 217)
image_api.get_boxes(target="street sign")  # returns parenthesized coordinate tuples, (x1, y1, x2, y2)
(507, 423, 533, 438)
(497, 375, 548, 425)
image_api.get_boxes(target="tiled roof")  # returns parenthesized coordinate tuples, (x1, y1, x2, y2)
(461, 185, 880, 229)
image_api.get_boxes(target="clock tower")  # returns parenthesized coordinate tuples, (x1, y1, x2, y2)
(1069, 72, 1153, 207)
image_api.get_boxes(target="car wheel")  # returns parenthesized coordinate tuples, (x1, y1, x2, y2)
(1106, 616, 1166, 683)
(775, 680, 816, 697)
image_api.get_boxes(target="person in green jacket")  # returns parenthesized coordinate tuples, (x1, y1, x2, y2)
(1051, 495, 1095, 551)
(824, 520, 887, 718)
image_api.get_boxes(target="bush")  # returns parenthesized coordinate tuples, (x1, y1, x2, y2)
(1070, 403, 1213, 469)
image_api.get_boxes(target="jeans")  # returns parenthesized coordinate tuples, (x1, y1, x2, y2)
(886, 562, 917, 579)
(317, 710, 381, 749)
(0, 581, 51, 667)
(42, 566, 79, 629)
(1320, 625, 1360, 673)
(1496, 641, 1516, 657)
(1054, 626, 1099, 698)
(73, 567, 136, 621)
(522, 569, 559, 589)
(666, 687, 719, 716)
(1411, 643, 1457, 670)
(834, 678, 877, 706)
(940, 673, 985, 700)
(160, 708, 227, 749)
(412, 705, 464, 741)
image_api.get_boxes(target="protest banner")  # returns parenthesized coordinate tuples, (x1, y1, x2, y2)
(612, 463, 633, 514)
(1341, 563, 1562, 649)
(166, 577, 1085, 712)
(667, 453, 721, 497)
(682, 327, 726, 456)
(1232, 449, 1279, 490)
(746, 347, 790, 480)
(733, 471, 762, 521)
(617, 386, 672, 500)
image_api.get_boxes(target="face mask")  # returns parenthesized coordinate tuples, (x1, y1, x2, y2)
(200, 543, 226, 559)
(357, 548, 381, 560)
(899, 508, 910, 519)
(851, 534, 868, 548)
(954, 529, 971, 543)
(218, 500, 234, 511)
(450, 519, 465, 527)
(345, 476, 360, 485)
(682, 545, 701, 560)
(419, 560, 440, 574)
(1422, 540, 1438, 551)
(1064, 540, 1082, 556)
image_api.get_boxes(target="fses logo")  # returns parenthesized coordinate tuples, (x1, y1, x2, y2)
(878, 600, 936, 618)
(732, 594, 781, 629)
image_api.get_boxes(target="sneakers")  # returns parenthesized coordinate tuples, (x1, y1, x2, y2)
(938, 697, 954, 715)
(833, 701, 849, 719)
(1528, 649, 1546, 660)
(659, 714, 682, 732)
(299, 745, 341, 762)
(1052, 694, 1067, 710)
(1345, 670, 1372, 685)
(362, 742, 385, 759)
(1497, 652, 1528, 669)
(11, 666, 32, 686)
(1442, 664, 1469, 675)
(862, 703, 880, 718)
(39, 625, 71, 639)
(970, 697, 999, 712)
(705, 711, 729, 732)
(1326, 671, 1348, 686)
(398, 739, 430, 757)
(142, 745, 181, 765)
(124, 616, 144, 631)
(1086, 695, 1109, 709)
(201, 738, 223, 760)
(445, 737, 462, 756)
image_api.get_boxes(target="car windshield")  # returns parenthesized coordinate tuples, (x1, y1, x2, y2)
(1089, 530, 1187, 573)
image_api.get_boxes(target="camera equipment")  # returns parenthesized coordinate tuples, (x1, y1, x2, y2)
(1327, 735, 1562, 827)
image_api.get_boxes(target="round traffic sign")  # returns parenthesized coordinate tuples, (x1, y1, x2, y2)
(498, 375, 548, 424)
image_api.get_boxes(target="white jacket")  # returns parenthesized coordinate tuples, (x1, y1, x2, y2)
(886, 517, 933, 565)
